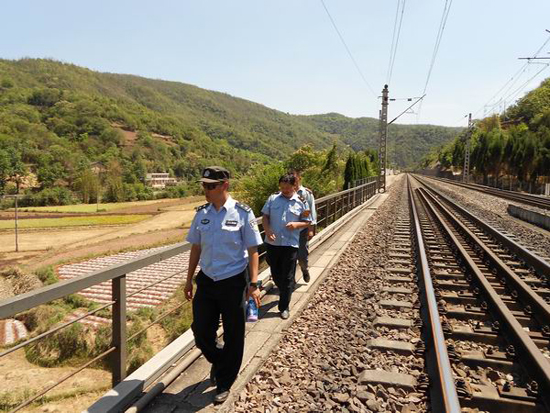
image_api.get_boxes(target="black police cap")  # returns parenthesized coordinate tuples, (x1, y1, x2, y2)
(199, 166, 230, 183)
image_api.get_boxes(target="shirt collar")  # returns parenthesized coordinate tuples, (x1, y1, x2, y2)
(206, 195, 235, 213)
(278, 192, 300, 202)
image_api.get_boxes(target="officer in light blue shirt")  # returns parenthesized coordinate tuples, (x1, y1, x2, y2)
(262, 173, 312, 319)
(184, 166, 263, 404)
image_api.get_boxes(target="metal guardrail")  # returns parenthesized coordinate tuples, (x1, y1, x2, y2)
(0, 177, 378, 411)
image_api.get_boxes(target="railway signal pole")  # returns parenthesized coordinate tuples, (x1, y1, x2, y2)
(379, 84, 389, 193)
(463, 113, 473, 183)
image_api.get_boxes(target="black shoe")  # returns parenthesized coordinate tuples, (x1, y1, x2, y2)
(303, 269, 310, 283)
(214, 389, 230, 404)
(210, 364, 217, 386)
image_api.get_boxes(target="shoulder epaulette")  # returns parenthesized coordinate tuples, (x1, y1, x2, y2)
(236, 202, 251, 212)
(304, 187, 313, 194)
(195, 203, 210, 212)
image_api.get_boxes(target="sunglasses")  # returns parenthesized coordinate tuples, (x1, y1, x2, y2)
(202, 182, 221, 190)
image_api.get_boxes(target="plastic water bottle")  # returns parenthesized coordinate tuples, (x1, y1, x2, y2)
(247, 297, 258, 322)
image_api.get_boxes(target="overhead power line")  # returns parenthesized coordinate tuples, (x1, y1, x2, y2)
(417, 0, 454, 121)
(386, 0, 407, 86)
(471, 31, 550, 120)
(320, 0, 377, 97)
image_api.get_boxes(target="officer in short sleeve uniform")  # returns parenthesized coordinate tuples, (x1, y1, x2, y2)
(184, 166, 263, 404)
(261, 174, 312, 319)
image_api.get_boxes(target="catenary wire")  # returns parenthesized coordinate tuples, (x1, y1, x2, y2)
(470, 33, 550, 121)
(320, 0, 377, 97)
(417, 0, 454, 121)
(386, 0, 407, 86)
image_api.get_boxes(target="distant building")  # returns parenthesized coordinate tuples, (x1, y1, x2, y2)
(145, 173, 177, 189)
(90, 162, 106, 175)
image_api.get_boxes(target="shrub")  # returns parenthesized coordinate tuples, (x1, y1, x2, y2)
(35, 266, 58, 285)
(25, 323, 89, 367)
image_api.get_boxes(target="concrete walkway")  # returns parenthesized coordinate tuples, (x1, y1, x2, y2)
(139, 182, 396, 412)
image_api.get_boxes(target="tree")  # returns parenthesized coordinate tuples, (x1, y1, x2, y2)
(0, 149, 11, 193)
(7, 148, 27, 193)
(76, 169, 100, 203)
(103, 160, 125, 202)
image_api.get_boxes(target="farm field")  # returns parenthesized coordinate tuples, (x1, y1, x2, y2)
(0, 196, 205, 267)
(0, 214, 151, 230)
(11, 198, 180, 214)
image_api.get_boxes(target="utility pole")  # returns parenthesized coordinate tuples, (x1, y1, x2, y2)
(379, 84, 389, 192)
(2, 194, 20, 252)
(463, 113, 473, 183)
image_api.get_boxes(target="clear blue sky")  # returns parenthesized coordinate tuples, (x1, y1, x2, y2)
(1, 1, 549, 127)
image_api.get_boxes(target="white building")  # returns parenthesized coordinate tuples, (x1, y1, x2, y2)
(145, 173, 177, 189)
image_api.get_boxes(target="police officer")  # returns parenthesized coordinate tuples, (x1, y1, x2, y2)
(262, 173, 312, 319)
(184, 166, 263, 404)
(289, 169, 317, 283)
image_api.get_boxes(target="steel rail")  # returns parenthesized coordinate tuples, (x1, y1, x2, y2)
(0, 300, 114, 359)
(423, 175, 550, 211)
(407, 177, 461, 412)
(418, 187, 550, 327)
(127, 301, 186, 342)
(9, 346, 116, 413)
(0, 242, 193, 320)
(414, 175, 550, 277)
(416, 187, 550, 409)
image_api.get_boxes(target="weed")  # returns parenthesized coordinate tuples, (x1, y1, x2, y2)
(25, 323, 90, 367)
(35, 266, 58, 285)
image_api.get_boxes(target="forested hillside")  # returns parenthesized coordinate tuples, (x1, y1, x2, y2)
(431, 77, 550, 191)
(0, 59, 459, 205)
(302, 113, 462, 167)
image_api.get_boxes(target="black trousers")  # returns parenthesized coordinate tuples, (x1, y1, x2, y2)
(266, 244, 298, 312)
(191, 269, 247, 391)
(298, 228, 309, 271)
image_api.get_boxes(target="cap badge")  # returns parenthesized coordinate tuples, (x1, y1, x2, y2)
(204, 170, 210, 177)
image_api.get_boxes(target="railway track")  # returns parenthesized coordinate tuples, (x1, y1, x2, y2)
(231, 174, 550, 412)
(425, 176, 550, 212)
(410, 175, 550, 412)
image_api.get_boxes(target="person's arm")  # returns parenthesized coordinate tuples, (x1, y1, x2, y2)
(246, 247, 260, 306)
(184, 244, 201, 300)
(285, 221, 310, 230)
(262, 214, 276, 241)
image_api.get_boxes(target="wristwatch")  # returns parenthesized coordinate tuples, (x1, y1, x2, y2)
(249, 281, 261, 288)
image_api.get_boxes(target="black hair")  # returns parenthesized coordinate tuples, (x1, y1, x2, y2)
(279, 174, 296, 185)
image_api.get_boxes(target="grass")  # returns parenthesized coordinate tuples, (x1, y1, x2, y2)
(13, 198, 180, 213)
(0, 214, 151, 229)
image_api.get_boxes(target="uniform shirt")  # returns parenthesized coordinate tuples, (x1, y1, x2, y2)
(186, 196, 263, 281)
(297, 185, 317, 225)
(261, 192, 312, 248)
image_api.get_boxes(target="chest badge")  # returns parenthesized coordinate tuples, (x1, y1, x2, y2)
(225, 220, 238, 227)
(201, 219, 210, 225)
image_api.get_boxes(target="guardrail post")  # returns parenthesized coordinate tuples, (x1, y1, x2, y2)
(112, 275, 127, 386)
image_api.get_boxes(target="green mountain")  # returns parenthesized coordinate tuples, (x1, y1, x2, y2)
(301, 113, 462, 168)
(0, 58, 460, 203)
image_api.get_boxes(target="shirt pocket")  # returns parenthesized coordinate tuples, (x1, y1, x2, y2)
(288, 205, 302, 220)
(221, 222, 242, 246)
(197, 223, 212, 240)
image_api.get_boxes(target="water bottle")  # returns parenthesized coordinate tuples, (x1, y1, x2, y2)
(247, 297, 258, 322)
